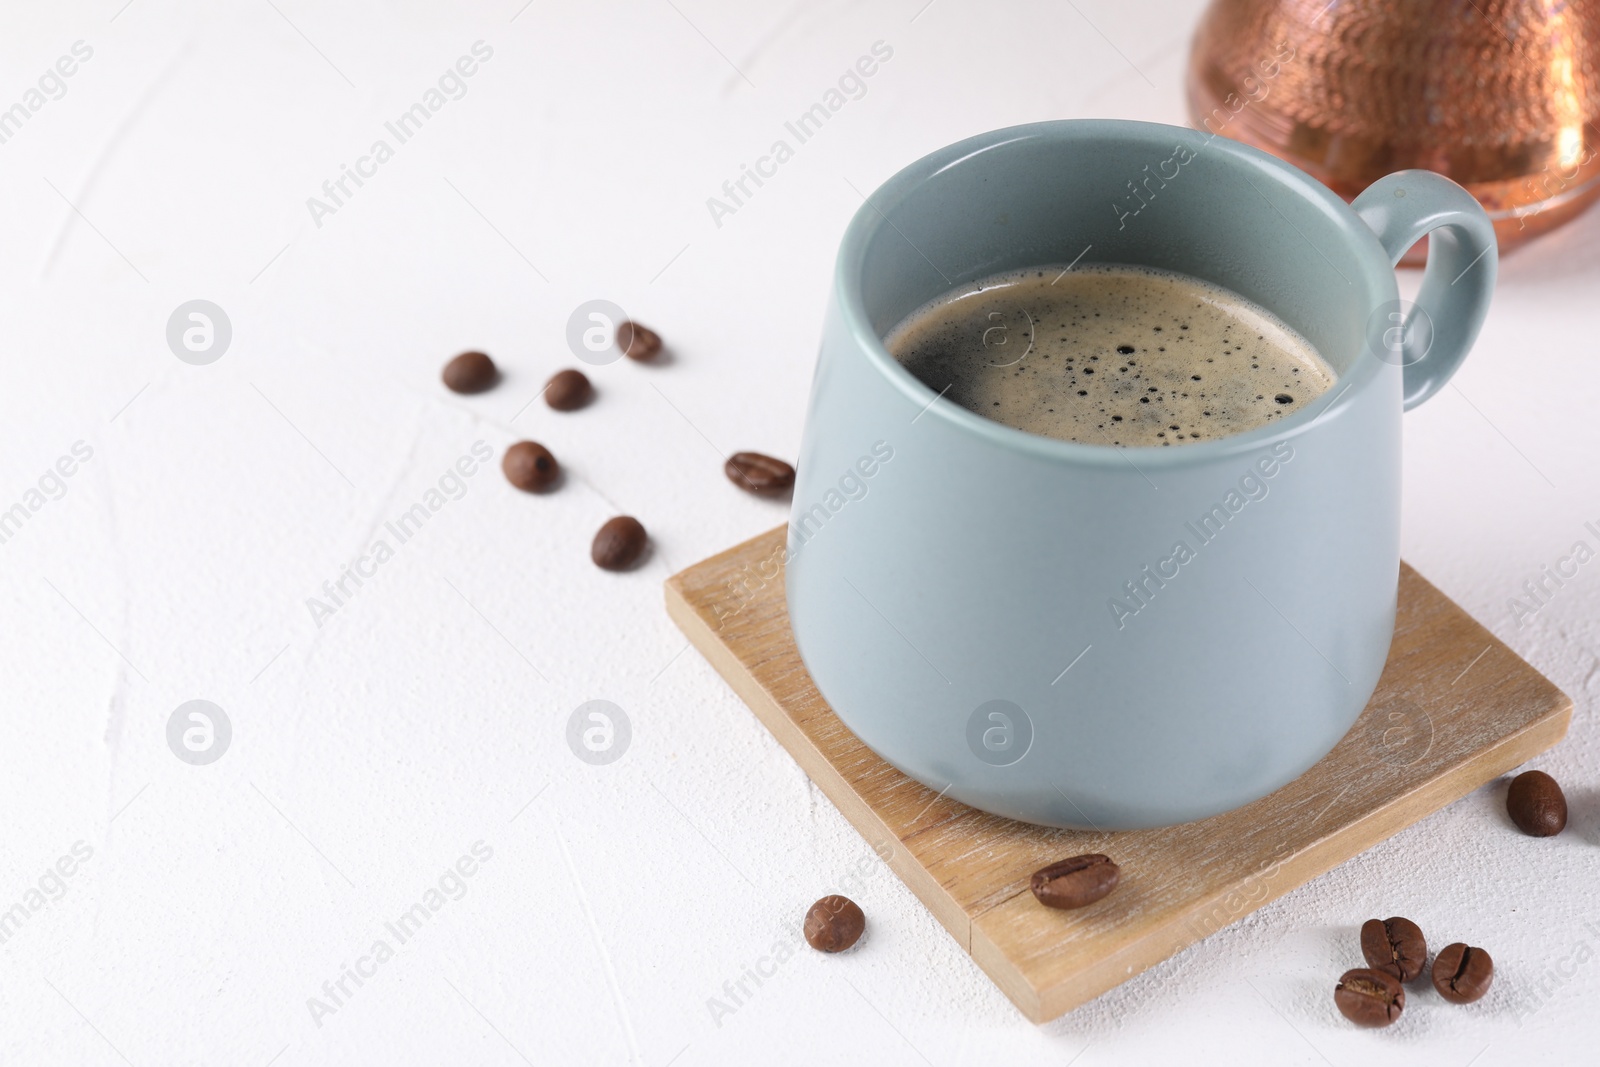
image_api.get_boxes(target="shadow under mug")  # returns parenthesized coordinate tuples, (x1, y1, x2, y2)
(785, 119, 1496, 830)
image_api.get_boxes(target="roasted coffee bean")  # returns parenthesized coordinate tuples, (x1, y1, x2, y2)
(1334, 967, 1405, 1027)
(725, 452, 795, 495)
(1030, 854, 1119, 910)
(1507, 769, 1566, 836)
(592, 516, 647, 571)
(1432, 942, 1493, 1004)
(803, 895, 865, 953)
(442, 350, 498, 393)
(616, 320, 662, 361)
(545, 368, 593, 411)
(502, 441, 560, 493)
(1360, 916, 1428, 982)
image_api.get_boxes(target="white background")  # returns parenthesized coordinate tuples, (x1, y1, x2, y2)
(1, 1, 1596, 1064)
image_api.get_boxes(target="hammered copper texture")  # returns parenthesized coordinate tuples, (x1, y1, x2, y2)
(1188, 0, 1600, 254)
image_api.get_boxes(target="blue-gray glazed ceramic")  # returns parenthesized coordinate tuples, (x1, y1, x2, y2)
(785, 119, 1495, 830)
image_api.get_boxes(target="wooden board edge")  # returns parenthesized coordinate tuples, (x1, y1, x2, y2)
(1002, 693, 1573, 1022)
(663, 576, 978, 955)
(669, 526, 784, 580)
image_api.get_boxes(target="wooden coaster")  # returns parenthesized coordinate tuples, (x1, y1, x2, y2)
(664, 526, 1571, 1022)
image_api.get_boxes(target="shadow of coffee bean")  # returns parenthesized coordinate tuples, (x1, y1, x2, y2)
(1562, 784, 1600, 845)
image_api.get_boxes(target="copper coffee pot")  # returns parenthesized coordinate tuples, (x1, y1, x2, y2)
(1188, 0, 1600, 260)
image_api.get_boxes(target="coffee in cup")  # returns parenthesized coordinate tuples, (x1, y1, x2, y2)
(885, 264, 1335, 447)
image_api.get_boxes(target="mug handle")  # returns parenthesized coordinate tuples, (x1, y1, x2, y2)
(1351, 171, 1498, 410)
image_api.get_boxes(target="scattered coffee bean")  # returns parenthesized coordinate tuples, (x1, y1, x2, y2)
(442, 350, 497, 393)
(592, 516, 647, 571)
(502, 441, 560, 493)
(1432, 942, 1493, 1004)
(1334, 967, 1405, 1027)
(1506, 769, 1566, 836)
(803, 895, 866, 953)
(1029, 854, 1119, 910)
(617, 320, 662, 361)
(1360, 916, 1428, 982)
(725, 452, 795, 495)
(545, 368, 594, 411)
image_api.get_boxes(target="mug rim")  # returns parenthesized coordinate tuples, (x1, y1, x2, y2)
(834, 118, 1395, 468)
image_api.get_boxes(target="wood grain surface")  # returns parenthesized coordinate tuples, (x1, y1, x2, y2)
(664, 526, 1572, 1022)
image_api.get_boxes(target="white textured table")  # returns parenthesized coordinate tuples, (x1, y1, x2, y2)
(1, 2, 1595, 1065)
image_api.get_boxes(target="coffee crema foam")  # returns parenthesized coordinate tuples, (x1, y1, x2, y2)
(885, 264, 1335, 447)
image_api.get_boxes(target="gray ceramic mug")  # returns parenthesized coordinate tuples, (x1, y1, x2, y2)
(785, 119, 1495, 830)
